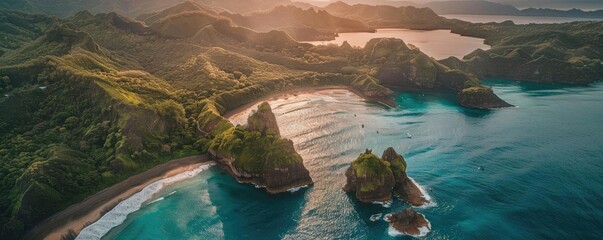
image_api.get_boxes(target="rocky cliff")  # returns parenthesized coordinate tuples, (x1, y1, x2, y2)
(209, 102, 313, 193)
(343, 149, 395, 203)
(381, 147, 430, 207)
(247, 102, 280, 136)
(386, 208, 431, 237)
(344, 147, 431, 206)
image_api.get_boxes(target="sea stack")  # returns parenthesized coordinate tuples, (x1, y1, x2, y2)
(209, 102, 313, 193)
(344, 147, 430, 206)
(386, 208, 431, 237)
(382, 147, 430, 206)
(343, 149, 395, 203)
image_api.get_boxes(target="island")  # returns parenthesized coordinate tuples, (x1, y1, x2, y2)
(208, 102, 313, 193)
(343, 148, 430, 206)
(386, 208, 431, 237)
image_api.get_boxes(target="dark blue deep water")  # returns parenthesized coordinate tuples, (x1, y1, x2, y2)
(103, 80, 603, 239)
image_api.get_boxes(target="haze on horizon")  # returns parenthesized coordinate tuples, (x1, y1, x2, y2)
(301, 0, 603, 10)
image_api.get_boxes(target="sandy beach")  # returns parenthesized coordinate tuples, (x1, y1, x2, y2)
(24, 155, 212, 240)
(223, 85, 396, 119)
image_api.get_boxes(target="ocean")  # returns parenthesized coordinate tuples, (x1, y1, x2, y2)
(100, 80, 603, 239)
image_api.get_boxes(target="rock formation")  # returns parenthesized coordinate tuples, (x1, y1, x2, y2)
(386, 208, 431, 237)
(209, 102, 313, 193)
(457, 86, 514, 109)
(344, 147, 430, 206)
(343, 149, 395, 203)
(382, 147, 429, 206)
(247, 102, 280, 136)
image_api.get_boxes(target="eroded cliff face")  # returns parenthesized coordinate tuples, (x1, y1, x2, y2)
(344, 148, 431, 206)
(382, 147, 430, 207)
(343, 150, 395, 203)
(209, 102, 313, 193)
(343, 149, 395, 203)
(247, 102, 281, 136)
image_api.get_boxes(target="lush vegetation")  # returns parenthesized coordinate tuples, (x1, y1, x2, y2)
(1, 1, 600, 238)
(449, 21, 603, 84)
(352, 152, 392, 193)
(209, 103, 302, 174)
(385, 152, 407, 181)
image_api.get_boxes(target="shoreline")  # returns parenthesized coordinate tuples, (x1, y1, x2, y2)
(27, 85, 394, 239)
(223, 85, 397, 119)
(24, 155, 212, 240)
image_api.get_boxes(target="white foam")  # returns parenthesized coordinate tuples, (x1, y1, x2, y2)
(148, 197, 164, 204)
(370, 213, 383, 222)
(372, 200, 392, 208)
(147, 191, 177, 205)
(387, 217, 432, 238)
(76, 162, 215, 240)
(383, 213, 392, 222)
(408, 177, 437, 209)
(287, 185, 309, 193)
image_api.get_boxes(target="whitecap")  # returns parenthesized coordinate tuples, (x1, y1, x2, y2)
(148, 197, 164, 204)
(287, 185, 309, 193)
(370, 213, 383, 222)
(372, 200, 392, 208)
(383, 213, 392, 222)
(75, 162, 215, 240)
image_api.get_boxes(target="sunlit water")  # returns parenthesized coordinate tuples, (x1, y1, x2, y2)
(301, 29, 490, 60)
(442, 14, 603, 24)
(102, 80, 603, 239)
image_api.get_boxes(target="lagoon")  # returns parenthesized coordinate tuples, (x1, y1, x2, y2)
(301, 28, 490, 60)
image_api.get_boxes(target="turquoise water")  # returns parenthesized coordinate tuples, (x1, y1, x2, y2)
(104, 80, 603, 239)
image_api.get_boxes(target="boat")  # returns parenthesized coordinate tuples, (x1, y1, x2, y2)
(407, 133, 412, 139)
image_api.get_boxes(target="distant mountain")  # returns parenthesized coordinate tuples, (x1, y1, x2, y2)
(0, 0, 186, 18)
(222, 5, 374, 41)
(197, 0, 314, 14)
(0, 0, 315, 18)
(322, 1, 455, 29)
(422, 0, 603, 19)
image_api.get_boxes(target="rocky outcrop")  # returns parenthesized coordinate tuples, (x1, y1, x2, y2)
(344, 147, 430, 206)
(343, 149, 395, 203)
(457, 87, 514, 109)
(382, 147, 430, 207)
(351, 75, 394, 98)
(247, 102, 280, 136)
(209, 102, 313, 193)
(386, 208, 431, 237)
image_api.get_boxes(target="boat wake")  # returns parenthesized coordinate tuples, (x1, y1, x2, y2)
(75, 163, 215, 240)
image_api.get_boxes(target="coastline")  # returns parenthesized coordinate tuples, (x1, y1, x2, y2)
(223, 85, 397, 119)
(27, 86, 394, 239)
(24, 155, 212, 240)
